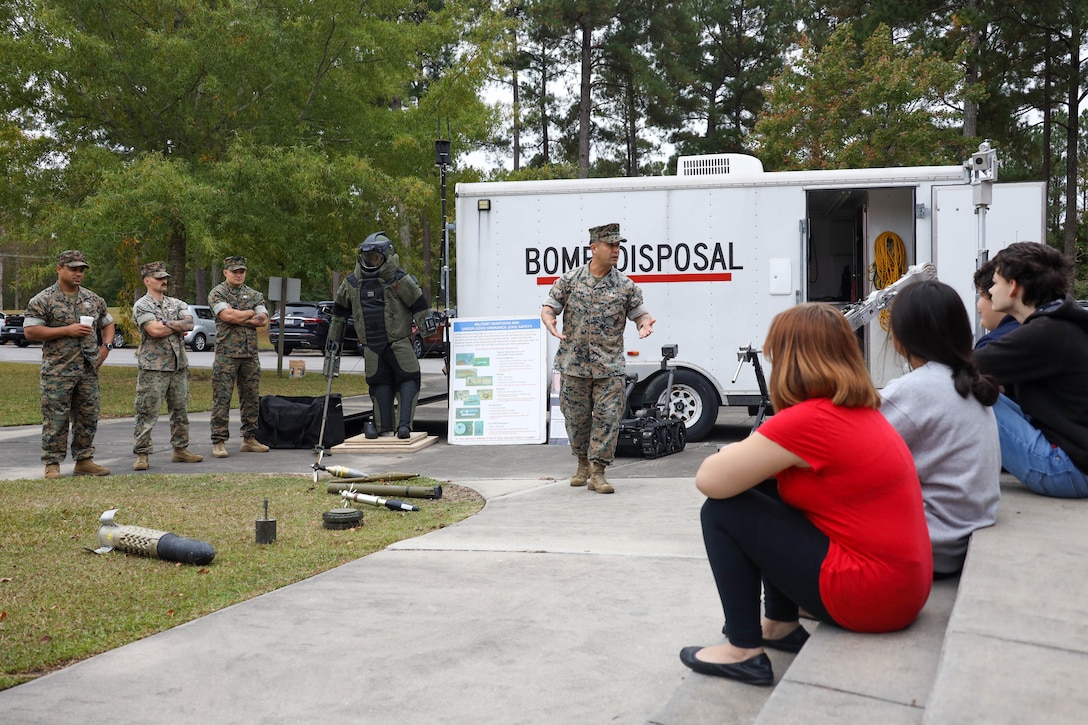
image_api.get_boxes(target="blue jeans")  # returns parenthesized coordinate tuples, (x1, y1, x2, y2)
(993, 394, 1088, 498)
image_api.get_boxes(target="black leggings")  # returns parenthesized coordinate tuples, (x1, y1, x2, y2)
(700, 486, 837, 648)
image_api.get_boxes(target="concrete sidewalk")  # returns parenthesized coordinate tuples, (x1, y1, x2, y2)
(0, 476, 733, 724)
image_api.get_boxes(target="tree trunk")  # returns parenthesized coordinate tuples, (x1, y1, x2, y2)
(420, 213, 433, 305)
(168, 219, 188, 302)
(194, 267, 207, 306)
(578, 16, 592, 178)
(541, 57, 550, 165)
(626, 72, 638, 176)
(512, 24, 521, 171)
(1043, 37, 1052, 193)
(1062, 19, 1081, 261)
(963, 0, 978, 137)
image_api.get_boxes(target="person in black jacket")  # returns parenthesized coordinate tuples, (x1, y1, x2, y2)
(973, 242, 1088, 498)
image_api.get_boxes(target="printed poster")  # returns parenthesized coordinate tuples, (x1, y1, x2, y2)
(448, 317, 547, 445)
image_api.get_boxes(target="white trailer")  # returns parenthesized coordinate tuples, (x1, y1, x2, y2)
(453, 154, 1045, 441)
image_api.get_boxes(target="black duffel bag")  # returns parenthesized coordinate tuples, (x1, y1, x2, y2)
(256, 394, 345, 449)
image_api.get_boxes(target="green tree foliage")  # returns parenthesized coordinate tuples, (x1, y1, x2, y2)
(0, 0, 501, 304)
(669, 0, 801, 160)
(593, 0, 686, 176)
(752, 22, 980, 169)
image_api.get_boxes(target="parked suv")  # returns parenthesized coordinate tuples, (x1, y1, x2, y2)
(411, 315, 447, 358)
(1, 312, 125, 348)
(2, 311, 25, 343)
(183, 304, 216, 351)
(268, 301, 359, 354)
(3, 312, 34, 346)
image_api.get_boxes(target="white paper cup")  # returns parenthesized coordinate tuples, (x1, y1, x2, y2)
(79, 316, 94, 327)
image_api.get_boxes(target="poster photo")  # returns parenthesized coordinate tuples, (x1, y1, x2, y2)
(447, 317, 547, 445)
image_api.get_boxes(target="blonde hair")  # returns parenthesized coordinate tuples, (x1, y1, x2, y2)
(764, 303, 880, 411)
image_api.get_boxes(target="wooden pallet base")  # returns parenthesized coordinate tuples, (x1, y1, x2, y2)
(330, 430, 438, 454)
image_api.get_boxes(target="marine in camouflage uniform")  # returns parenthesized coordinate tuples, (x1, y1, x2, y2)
(542, 223, 655, 494)
(208, 255, 270, 457)
(132, 261, 202, 470)
(23, 250, 117, 478)
(328, 232, 438, 439)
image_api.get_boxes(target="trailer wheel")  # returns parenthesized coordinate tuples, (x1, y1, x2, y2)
(645, 369, 718, 442)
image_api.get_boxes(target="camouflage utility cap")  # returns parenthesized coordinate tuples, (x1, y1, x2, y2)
(140, 261, 170, 279)
(223, 256, 248, 271)
(57, 250, 90, 268)
(589, 223, 625, 245)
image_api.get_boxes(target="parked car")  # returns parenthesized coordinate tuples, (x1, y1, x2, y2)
(1, 312, 124, 348)
(183, 304, 217, 351)
(268, 301, 359, 355)
(2, 313, 31, 346)
(411, 315, 447, 358)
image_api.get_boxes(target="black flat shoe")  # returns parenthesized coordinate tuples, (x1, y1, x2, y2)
(762, 625, 809, 654)
(678, 647, 774, 686)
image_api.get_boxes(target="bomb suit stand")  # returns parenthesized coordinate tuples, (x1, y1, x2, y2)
(327, 231, 442, 440)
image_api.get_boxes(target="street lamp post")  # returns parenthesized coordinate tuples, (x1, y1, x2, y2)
(435, 137, 452, 313)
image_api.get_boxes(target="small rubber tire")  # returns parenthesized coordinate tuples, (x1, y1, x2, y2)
(643, 369, 718, 442)
(322, 507, 363, 530)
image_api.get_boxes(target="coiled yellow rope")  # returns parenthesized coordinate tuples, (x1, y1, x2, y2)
(870, 231, 907, 331)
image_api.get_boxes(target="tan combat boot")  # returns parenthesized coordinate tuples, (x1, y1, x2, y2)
(587, 462, 614, 494)
(240, 437, 270, 453)
(133, 454, 149, 471)
(172, 448, 203, 463)
(74, 459, 110, 476)
(44, 463, 61, 479)
(570, 457, 590, 487)
(212, 442, 229, 458)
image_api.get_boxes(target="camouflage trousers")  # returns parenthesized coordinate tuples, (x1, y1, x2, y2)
(559, 373, 626, 465)
(133, 368, 191, 454)
(211, 355, 261, 443)
(40, 372, 100, 464)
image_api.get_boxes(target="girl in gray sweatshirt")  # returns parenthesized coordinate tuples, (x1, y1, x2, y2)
(881, 280, 1001, 575)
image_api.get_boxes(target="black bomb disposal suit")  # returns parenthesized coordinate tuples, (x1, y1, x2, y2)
(329, 233, 436, 439)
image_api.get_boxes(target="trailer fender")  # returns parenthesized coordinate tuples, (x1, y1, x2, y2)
(640, 368, 719, 442)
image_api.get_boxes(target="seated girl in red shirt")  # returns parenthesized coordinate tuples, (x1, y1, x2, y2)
(680, 303, 932, 686)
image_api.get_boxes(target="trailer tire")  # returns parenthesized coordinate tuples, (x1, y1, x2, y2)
(645, 369, 718, 442)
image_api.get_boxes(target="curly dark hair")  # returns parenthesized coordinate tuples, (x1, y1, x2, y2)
(973, 258, 997, 299)
(991, 242, 1073, 307)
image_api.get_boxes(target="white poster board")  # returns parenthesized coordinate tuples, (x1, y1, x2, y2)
(448, 316, 547, 445)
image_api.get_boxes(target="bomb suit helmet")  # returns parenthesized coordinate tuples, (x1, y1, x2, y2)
(358, 232, 394, 272)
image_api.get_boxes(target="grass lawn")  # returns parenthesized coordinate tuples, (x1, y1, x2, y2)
(0, 473, 483, 690)
(0, 362, 372, 427)
(0, 353, 478, 691)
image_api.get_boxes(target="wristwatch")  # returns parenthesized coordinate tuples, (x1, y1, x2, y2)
(105, 343, 115, 351)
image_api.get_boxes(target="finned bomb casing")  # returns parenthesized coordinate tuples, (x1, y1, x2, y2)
(91, 509, 215, 565)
